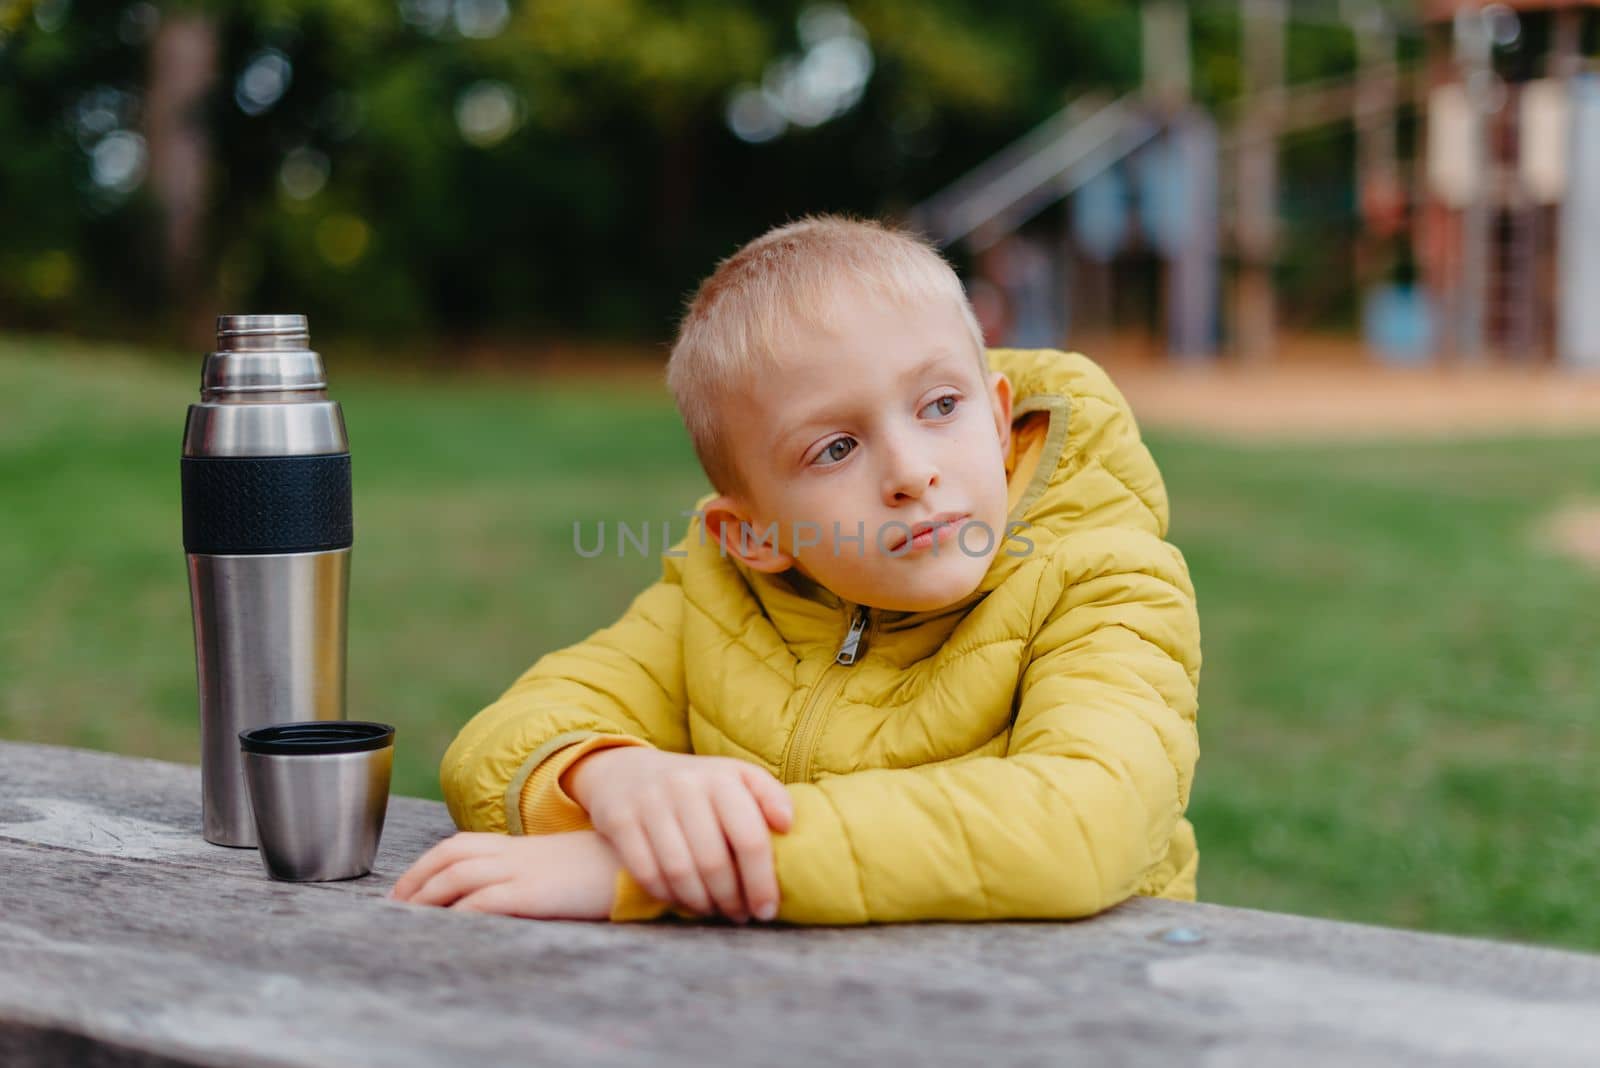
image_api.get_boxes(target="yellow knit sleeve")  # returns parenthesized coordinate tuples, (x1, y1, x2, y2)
(516, 733, 652, 835)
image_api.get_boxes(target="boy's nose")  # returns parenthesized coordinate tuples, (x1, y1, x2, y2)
(881, 447, 938, 503)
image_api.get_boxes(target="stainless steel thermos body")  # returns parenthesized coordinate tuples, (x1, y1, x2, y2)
(182, 314, 353, 847)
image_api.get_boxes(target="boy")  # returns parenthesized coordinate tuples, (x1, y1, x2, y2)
(390, 214, 1201, 925)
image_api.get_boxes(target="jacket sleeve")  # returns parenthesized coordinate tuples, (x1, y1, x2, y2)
(764, 527, 1201, 925)
(438, 547, 693, 840)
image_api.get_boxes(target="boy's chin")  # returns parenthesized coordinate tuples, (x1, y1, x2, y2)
(845, 570, 988, 614)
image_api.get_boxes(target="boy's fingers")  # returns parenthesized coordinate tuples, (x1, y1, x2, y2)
(391, 832, 498, 900)
(642, 806, 713, 915)
(712, 779, 778, 922)
(449, 881, 516, 914)
(674, 785, 746, 920)
(411, 855, 503, 908)
(739, 765, 794, 832)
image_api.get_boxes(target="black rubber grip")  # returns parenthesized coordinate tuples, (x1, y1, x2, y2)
(182, 454, 352, 554)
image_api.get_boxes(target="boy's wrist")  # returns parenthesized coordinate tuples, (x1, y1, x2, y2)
(561, 830, 629, 920)
(560, 745, 629, 809)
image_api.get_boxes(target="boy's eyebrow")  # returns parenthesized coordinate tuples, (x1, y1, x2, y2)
(897, 350, 960, 383)
(771, 350, 963, 454)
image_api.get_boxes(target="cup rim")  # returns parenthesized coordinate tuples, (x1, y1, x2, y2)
(239, 720, 395, 755)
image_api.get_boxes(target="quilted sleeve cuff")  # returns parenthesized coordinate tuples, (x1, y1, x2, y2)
(516, 733, 653, 836)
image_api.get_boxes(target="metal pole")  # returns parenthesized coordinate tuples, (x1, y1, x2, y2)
(1559, 75, 1600, 370)
(1170, 109, 1220, 361)
(1454, 8, 1493, 364)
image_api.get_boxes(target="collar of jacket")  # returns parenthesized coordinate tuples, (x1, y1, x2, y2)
(687, 348, 1086, 648)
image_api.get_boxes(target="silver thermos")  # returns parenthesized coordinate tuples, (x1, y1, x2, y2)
(182, 314, 352, 847)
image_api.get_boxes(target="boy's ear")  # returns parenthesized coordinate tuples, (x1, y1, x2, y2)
(989, 371, 1014, 453)
(701, 495, 796, 573)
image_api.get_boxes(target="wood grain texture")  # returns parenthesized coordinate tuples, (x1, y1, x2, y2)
(3, 739, 1599, 1067)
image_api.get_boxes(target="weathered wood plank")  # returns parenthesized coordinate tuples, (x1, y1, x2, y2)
(0, 738, 456, 888)
(3, 739, 1599, 1067)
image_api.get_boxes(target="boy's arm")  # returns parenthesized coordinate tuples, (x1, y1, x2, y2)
(763, 527, 1201, 925)
(439, 548, 692, 840)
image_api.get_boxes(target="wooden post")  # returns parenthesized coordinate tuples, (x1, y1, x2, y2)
(1236, 0, 1284, 364)
(1550, 8, 1583, 80)
(1348, 2, 1400, 300)
(1144, 2, 1212, 362)
(144, 11, 220, 347)
(1143, 1, 1192, 110)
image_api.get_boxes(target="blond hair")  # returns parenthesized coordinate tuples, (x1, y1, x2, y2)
(665, 213, 986, 499)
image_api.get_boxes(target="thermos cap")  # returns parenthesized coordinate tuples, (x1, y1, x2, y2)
(184, 312, 348, 458)
(217, 313, 309, 345)
(239, 721, 394, 756)
(203, 314, 326, 394)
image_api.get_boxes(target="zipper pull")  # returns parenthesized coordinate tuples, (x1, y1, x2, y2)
(835, 606, 870, 665)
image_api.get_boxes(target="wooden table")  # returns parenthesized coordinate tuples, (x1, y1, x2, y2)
(4, 739, 1599, 1067)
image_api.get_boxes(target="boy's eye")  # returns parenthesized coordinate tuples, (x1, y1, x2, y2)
(812, 438, 856, 467)
(922, 394, 959, 418)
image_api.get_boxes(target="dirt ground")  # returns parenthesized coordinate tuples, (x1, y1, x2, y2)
(1102, 360, 1600, 441)
(1537, 505, 1600, 570)
(1084, 333, 1600, 442)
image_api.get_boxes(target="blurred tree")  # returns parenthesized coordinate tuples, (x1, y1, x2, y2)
(0, 0, 1385, 348)
(145, 5, 218, 335)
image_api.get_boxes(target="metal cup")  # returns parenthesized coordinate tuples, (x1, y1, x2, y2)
(239, 721, 395, 881)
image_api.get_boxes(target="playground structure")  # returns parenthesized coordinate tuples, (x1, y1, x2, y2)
(907, 1, 1600, 370)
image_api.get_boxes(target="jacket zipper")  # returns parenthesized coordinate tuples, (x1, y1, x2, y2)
(779, 603, 872, 784)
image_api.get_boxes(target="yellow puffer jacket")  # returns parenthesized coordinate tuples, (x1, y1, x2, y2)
(440, 348, 1202, 924)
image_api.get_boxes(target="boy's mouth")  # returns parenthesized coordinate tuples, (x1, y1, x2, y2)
(887, 512, 969, 553)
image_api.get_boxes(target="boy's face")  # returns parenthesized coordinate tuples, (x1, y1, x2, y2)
(701, 286, 1014, 613)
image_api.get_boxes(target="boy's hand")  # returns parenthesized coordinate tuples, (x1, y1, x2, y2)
(387, 829, 621, 920)
(564, 748, 793, 923)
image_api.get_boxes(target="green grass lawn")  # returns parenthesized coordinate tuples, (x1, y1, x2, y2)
(3, 332, 1598, 953)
